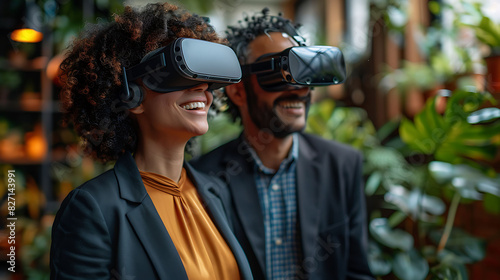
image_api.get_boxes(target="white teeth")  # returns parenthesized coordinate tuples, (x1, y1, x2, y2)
(281, 102, 303, 109)
(181, 102, 205, 110)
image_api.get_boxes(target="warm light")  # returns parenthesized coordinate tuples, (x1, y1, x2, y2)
(11, 28, 43, 43)
(47, 53, 66, 86)
(25, 125, 48, 160)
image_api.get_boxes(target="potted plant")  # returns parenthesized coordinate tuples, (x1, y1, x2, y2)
(459, 2, 500, 94)
(305, 89, 500, 279)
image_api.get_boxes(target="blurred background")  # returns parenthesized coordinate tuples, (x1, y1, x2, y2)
(1, 0, 500, 279)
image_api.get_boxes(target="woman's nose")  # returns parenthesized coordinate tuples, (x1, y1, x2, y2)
(188, 83, 209, 92)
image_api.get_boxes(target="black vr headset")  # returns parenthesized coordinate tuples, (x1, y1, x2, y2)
(120, 38, 242, 108)
(242, 45, 346, 92)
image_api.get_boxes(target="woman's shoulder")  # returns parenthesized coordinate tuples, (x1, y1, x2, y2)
(76, 168, 119, 196)
(53, 167, 124, 229)
(58, 168, 121, 215)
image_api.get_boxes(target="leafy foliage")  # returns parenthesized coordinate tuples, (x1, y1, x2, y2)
(458, 1, 500, 50)
(400, 90, 500, 168)
(305, 89, 500, 280)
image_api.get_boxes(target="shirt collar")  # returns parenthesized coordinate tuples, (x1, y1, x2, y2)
(242, 133, 299, 174)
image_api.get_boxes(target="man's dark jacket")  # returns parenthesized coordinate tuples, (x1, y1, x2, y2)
(191, 133, 374, 280)
(50, 152, 253, 280)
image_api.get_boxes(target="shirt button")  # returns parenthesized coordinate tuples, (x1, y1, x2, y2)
(275, 238, 283, 245)
(271, 184, 280, 191)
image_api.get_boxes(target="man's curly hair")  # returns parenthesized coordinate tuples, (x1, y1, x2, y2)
(223, 8, 303, 122)
(60, 2, 223, 162)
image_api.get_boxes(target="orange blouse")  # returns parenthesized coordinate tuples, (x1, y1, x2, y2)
(140, 168, 241, 280)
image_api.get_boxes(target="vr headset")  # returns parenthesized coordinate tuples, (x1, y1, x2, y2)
(242, 45, 346, 92)
(120, 38, 242, 108)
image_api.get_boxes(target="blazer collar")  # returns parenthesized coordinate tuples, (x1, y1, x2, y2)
(114, 152, 148, 203)
(221, 136, 267, 273)
(296, 133, 322, 261)
(114, 152, 187, 280)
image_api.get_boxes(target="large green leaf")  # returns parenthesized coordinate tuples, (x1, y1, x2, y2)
(400, 118, 434, 154)
(467, 108, 500, 124)
(384, 185, 446, 222)
(429, 161, 500, 199)
(444, 90, 488, 124)
(400, 91, 500, 166)
(469, 16, 500, 47)
(370, 218, 414, 251)
(430, 250, 469, 280)
(367, 241, 392, 276)
(375, 119, 400, 141)
(392, 249, 429, 280)
(364, 147, 415, 191)
(365, 171, 382, 196)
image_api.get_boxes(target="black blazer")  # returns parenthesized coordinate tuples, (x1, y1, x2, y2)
(191, 133, 374, 280)
(50, 152, 253, 280)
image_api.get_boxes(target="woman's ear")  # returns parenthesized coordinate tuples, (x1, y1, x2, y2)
(225, 81, 246, 107)
(129, 103, 144, 115)
(128, 85, 147, 115)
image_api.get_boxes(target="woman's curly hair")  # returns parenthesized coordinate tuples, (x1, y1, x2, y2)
(60, 2, 223, 162)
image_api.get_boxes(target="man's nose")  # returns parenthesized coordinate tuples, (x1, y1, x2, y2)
(291, 86, 310, 96)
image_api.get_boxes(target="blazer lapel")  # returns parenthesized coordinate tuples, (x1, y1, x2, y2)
(186, 163, 253, 280)
(114, 153, 188, 280)
(126, 200, 188, 280)
(222, 139, 266, 273)
(296, 134, 322, 262)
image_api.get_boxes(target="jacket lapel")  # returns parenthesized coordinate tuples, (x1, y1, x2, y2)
(126, 200, 188, 280)
(222, 138, 266, 273)
(296, 134, 322, 262)
(114, 153, 188, 280)
(185, 162, 253, 280)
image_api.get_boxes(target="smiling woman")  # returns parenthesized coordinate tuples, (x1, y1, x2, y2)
(49, 2, 252, 280)
(130, 82, 214, 156)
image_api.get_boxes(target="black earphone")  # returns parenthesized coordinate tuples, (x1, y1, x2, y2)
(120, 67, 144, 109)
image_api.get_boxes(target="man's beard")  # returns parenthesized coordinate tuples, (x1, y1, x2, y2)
(244, 81, 311, 138)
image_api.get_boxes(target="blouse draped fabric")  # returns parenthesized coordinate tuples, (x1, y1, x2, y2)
(140, 168, 240, 280)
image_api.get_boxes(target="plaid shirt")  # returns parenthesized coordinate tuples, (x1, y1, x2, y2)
(243, 134, 302, 280)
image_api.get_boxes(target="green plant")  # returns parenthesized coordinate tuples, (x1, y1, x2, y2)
(370, 0, 410, 36)
(187, 112, 242, 160)
(458, 1, 500, 54)
(305, 90, 500, 280)
(379, 61, 443, 95)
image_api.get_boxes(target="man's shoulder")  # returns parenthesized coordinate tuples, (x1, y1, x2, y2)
(191, 137, 241, 169)
(299, 133, 362, 159)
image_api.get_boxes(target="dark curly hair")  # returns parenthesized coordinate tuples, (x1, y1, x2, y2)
(223, 8, 304, 121)
(60, 2, 223, 162)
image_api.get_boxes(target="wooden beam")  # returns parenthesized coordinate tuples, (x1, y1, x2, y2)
(325, 0, 345, 100)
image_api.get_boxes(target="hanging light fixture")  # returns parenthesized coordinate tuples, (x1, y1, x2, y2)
(10, 0, 43, 43)
(11, 28, 43, 43)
